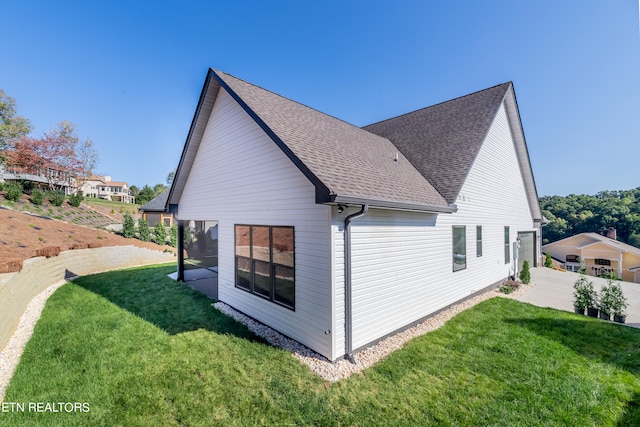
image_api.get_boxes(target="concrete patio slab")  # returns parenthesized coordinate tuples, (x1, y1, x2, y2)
(518, 267, 640, 328)
(168, 268, 218, 300)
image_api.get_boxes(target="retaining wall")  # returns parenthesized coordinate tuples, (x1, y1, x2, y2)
(0, 246, 175, 351)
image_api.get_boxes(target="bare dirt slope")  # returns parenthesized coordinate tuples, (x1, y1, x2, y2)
(0, 207, 174, 264)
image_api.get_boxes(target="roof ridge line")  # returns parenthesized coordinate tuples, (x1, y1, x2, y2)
(213, 69, 384, 138)
(363, 81, 512, 129)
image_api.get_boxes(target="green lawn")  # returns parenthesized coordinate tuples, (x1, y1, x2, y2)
(2, 264, 640, 426)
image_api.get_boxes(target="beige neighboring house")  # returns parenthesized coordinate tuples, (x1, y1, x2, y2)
(81, 175, 135, 203)
(542, 229, 640, 283)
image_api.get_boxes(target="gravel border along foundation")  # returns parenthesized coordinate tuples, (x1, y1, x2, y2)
(0, 280, 67, 402)
(0, 281, 532, 401)
(214, 283, 532, 382)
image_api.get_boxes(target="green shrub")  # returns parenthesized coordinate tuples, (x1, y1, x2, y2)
(30, 189, 44, 205)
(69, 192, 84, 207)
(573, 274, 596, 309)
(519, 260, 530, 284)
(20, 180, 35, 194)
(48, 191, 65, 206)
(170, 224, 178, 247)
(154, 222, 167, 245)
(138, 218, 151, 242)
(122, 213, 135, 238)
(544, 252, 553, 268)
(499, 279, 520, 294)
(5, 182, 23, 201)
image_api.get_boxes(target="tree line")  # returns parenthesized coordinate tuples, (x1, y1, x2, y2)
(0, 89, 98, 192)
(541, 188, 640, 247)
(129, 171, 174, 205)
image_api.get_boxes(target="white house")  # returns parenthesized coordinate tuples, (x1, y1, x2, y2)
(81, 175, 135, 203)
(167, 69, 543, 362)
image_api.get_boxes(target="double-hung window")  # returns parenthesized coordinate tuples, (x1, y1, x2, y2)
(476, 225, 482, 257)
(453, 226, 466, 272)
(504, 226, 510, 264)
(235, 225, 295, 310)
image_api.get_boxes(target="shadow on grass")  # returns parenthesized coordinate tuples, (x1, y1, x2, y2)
(72, 263, 260, 341)
(505, 316, 640, 426)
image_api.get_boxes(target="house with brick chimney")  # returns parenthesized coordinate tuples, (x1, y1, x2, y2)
(542, 229, 640, 283)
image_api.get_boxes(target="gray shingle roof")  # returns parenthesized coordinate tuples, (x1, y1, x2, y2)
(169, 70, 540, 218)
(362, 83, 511, 204)
(140, 190, 169, 212)
(213, 70, 451, 210)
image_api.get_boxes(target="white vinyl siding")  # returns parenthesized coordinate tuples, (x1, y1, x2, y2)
(333, 102, 537, 355)
(178, 89, 333, 359)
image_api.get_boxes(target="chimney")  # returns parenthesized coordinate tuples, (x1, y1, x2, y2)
(104, 176, 111, 182)
(607, 227, 617, 241)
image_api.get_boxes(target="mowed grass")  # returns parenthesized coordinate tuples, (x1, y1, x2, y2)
(3, 264, 640, 426)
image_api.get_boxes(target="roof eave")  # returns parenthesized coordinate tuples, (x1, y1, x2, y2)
(211, 70, 334, 204)
(330, 195, 457, 214)
(165, 69, 220, 211)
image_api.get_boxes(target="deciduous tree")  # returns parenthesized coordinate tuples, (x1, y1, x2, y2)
(0, 89, 32, 160)
(3, 121, 97, 192)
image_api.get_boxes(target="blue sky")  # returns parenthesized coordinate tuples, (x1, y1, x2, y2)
(1, 0, 638, 196)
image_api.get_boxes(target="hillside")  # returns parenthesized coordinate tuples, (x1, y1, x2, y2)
(0, 196, 174, 268)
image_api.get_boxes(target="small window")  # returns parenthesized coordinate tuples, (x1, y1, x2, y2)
(594, 258, 611, 266)
(235, 225, 295, 310)
(476, 226, 482, 257)
(566, 255, 580, 263)
(163, 217, 171, 227)
(504, 226, 510, 264)
(453, 226, 466, 272)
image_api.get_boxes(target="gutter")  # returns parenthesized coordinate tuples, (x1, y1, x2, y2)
(344, 204, 368, 363)
(332, 195, 456, 214)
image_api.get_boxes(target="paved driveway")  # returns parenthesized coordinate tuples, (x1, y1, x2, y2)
(518, 267, 640, 328)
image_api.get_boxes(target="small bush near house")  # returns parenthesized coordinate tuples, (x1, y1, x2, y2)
(544, 252, 553, 268)
(154, 222, 167, 245)
(48, 191, 65, 207)
(138, 218, 151, 242)
(30, 189, 44, 205)
(519, 260, 531, 284)
(499, 279, 521, 294)
(5, 182, 23, 202)
(170, 224, 178, 247)
(69, 192, 84, 207)
(122, 213, 135, 238)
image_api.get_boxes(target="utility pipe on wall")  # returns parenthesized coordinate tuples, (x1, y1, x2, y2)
(344, 204, 368, 363)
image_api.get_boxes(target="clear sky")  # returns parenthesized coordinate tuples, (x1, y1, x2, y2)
(1, 0, 638, 196)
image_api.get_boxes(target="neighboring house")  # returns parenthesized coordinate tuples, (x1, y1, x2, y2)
(80, 175, 135, 203)
(167, 69, 543, 362)
(0, 163, 76, 195)
(542, 229, 640, 283)
(139, 190, 174, 227)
